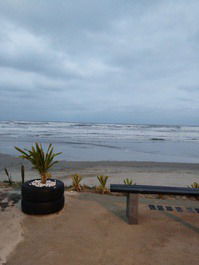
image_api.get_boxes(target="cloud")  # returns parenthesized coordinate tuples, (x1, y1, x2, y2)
(0, 0, 199, 124)
(178, 86, 199, 93)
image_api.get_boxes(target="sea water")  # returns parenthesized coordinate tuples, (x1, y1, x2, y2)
(0, 121, 199, 163)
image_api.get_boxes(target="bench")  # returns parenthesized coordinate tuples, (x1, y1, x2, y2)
(110, 184, 199, 224)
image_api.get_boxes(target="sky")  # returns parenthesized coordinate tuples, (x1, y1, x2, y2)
(0, 0, 199, 125)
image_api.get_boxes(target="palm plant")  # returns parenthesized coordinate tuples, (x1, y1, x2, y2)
(189, 182, 199, 189)
(97, 175, 109, 194)
(4, 168, 12, 185)
(123, 178, 135, 185)
(15, 143, 61, 184)
(72, 174, 82, 191)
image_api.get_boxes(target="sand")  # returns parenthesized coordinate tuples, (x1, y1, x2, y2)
(4, 192, 199, 265)
(0, 152, 199, 264)
(0, 200, 23, 265)
(1, 153, 199, 187)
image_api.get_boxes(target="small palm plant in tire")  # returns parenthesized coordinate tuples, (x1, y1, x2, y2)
(15, 143, 65, 215)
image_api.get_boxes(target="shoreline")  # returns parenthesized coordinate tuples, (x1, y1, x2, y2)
(1, 152, 199, 167)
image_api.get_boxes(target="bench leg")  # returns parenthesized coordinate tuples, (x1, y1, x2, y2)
(126, 194, 139, 224)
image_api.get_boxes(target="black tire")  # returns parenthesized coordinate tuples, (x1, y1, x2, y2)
(21, 195, 65, 215)
(21, 179, 64, 202)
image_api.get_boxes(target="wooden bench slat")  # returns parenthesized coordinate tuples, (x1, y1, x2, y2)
(110, 184, 199, 196)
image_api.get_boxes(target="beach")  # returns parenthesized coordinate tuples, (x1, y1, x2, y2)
(1, 192, 199, 265)
(0, 153, 199, 264)
(0, 153, 199, 187)
(1, 0, 199, 263)
(1, 122, 199, 264)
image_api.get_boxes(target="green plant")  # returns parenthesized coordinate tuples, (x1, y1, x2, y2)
(123, 178, 135, 185)
(4, 168, 13, 185)
(189, 182, 199, 188)
(21, 165, 25, 184)
(72, 174, 82, 191)
(97, 175, 109, 194)
(15, 143, 61, 184)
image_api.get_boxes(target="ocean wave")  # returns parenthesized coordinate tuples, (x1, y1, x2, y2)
(150, 138, 166, 141)
(0, 121, 199, 143)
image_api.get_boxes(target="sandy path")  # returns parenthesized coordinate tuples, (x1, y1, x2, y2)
(6, 193, 199, 265)
(0, 202, 24, 265)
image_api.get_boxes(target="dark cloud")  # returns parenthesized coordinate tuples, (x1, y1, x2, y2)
(0, 0, 199, 125)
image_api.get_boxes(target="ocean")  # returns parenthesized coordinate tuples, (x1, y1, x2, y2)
(0, 121, 199, 163)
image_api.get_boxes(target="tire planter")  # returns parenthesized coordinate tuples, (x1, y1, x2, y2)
(22, 196, 65, 215)
(21, 179, 65, 215)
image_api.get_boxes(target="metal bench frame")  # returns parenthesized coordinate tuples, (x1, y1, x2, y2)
(110, 184, 199, 224)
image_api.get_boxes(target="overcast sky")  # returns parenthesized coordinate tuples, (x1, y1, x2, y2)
(0, 0, 199, 125)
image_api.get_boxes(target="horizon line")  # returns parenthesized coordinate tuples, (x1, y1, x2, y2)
(0, 119, 199, 127)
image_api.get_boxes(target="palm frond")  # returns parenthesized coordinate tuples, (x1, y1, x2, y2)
(189, 182, 199, 189)
(123, 178, 135, 185)
(15, 143, 62, 183)
(72, 174, 82, 191)
(97, 175, 109, 193)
